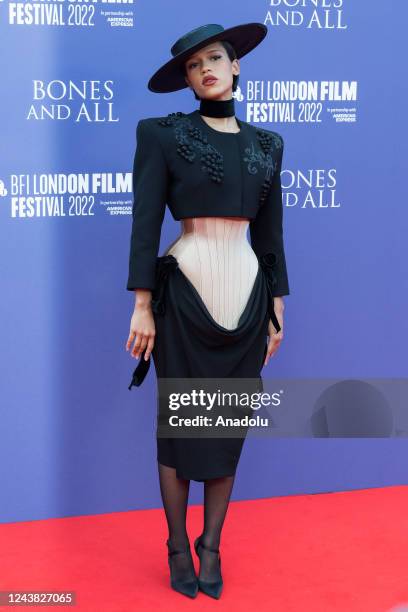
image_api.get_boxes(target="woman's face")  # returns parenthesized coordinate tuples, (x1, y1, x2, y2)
(183, 41, 239, 100)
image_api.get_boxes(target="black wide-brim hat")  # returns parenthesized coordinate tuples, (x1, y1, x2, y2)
(147, 22, 268, 94)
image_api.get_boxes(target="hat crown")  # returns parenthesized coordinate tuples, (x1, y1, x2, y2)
(171, 24, 225, 57)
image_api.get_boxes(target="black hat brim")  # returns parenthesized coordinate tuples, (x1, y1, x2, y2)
(147, 22, 268, 94)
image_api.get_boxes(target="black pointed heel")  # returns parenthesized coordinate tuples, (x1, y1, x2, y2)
(193, 535, 223, 599)
(166, 539, 198, 598)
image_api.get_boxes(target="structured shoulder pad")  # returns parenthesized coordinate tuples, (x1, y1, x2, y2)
(136, 117, 166, 148)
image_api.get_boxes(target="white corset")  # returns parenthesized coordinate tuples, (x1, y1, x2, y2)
(164, 217, 259, 330)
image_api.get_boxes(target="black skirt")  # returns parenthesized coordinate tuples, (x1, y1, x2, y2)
(128, 253, 281, 482)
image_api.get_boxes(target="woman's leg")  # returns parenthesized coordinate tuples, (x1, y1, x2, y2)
(198, 474, 236, 581)
(157, 462, 196, 581)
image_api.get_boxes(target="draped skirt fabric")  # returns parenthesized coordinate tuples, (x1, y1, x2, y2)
(151, 254, 272, 482)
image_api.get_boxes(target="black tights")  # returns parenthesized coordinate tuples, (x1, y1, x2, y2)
(158, 462, 235, 582)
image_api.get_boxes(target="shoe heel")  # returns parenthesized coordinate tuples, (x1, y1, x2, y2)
(193, 535, 223, 599)
(166, 540, 198, 599)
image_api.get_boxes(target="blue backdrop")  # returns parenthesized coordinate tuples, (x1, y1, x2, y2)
(1, 1, 407, 523)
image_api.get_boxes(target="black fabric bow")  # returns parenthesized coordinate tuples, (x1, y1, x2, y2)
(151, 255, 179, 316)
(128, 255, 179, 390)
(128, 349, 151, 390)
(259, 252, 282, 334)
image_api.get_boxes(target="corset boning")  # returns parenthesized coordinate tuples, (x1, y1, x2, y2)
(164, 217, 259, 330)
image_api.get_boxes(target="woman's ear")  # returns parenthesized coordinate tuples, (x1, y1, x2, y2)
(232, 58, 240, 77)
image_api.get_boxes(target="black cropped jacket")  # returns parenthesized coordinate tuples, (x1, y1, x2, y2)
(126, 109, 290, 297)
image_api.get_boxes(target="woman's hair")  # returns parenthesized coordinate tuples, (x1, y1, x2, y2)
(183, 40, 239, 100)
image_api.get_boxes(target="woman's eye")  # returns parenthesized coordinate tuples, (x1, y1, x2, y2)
(188, 55, 221, 69)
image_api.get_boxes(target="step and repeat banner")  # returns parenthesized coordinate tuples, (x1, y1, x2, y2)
(1, 1, 406, 522)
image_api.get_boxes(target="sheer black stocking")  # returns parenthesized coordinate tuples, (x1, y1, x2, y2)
(158, 463, 236, 585)
(198, 474, 236, 582)
(157, 462, 195, 582)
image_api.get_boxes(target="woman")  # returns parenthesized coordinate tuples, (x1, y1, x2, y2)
(125, 23, 290, 599)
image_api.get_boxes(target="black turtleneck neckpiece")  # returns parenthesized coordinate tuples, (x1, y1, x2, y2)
(199, 97, 235, 118)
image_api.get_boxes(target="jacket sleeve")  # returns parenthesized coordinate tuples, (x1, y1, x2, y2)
(126, 118, 169, 291)
(249, 135, 290, 297)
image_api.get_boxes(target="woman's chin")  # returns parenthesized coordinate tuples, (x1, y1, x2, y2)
(200, 88, 229, 100)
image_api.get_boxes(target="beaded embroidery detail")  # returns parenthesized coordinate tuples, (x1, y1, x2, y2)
(157, 112, 283, 203)
(157, 111, 224, 184)
(243, 129, 283, 205)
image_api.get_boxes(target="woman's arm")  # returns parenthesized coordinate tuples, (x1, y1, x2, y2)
(249, 134, 289, 364)
(127, 118, 169, 291)
(126, 118, 169, 361)
(249, 134, 290, 298)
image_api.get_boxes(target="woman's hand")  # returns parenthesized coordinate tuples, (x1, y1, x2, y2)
(264, 297, 285, 366)
(126, 290, 156, 361)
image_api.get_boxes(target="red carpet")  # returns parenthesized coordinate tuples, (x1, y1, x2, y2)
(1, 486, 408, 611)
